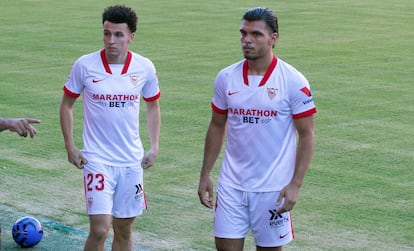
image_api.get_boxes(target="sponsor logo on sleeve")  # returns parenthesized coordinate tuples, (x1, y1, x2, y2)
(300, 87, 314, 105)
(300, 87, 312, 97)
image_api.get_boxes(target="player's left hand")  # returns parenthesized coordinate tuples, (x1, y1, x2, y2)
(276, 182, 300, 213)
(141, 148, 158, 169)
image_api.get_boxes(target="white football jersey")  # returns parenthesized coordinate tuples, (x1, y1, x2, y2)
(63, 50, 160, 166)
(212, 56, 316, 192)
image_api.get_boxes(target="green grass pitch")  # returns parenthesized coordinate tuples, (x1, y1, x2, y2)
(0, 0, 413, 250)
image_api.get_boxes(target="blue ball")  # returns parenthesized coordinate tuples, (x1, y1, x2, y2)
(12, 216, 44, 248)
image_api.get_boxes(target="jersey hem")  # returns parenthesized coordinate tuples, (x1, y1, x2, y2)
(218, 181, 285, 193)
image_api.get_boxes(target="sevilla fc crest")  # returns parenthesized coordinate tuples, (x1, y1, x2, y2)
(87, 196, 93, 209)
(267, 88, 278, 100)
(130, 75, 139, 86)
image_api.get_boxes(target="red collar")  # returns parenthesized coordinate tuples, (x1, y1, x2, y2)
(100, 49, 132, 75)
(242, 56, 277, 86)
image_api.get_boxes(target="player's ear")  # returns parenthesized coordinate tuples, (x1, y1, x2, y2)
(272, 32, 279, 42)
(270, 32, 278, 47)
(129, 32, 135, 42)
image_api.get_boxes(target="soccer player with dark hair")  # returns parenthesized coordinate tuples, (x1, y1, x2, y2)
(60, 5, 161, 251)
(198, 7, 316, 251)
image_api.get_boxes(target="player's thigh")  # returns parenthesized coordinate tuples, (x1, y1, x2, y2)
(215, 237, 244, 251)
(249, 191, 293, 248)
(214, 184, 250, 239)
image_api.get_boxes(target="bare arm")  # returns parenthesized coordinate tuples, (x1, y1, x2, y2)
(277, 115, 315, 213)
(0, 117, 41, 138)
(141, 99, 161, 169)
(59, 94, 87, 169)
(198, 111, 227, 208)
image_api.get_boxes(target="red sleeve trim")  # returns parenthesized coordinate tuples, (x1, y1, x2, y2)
(143, 92, 161, 102)
(63, 86, 80, 98)
(293, 108, 317, 119)
(211, 102, 227, 114)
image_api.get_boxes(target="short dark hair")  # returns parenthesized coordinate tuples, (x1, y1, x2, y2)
(242, 7, 278, 34)
(102, 5, 138, 33)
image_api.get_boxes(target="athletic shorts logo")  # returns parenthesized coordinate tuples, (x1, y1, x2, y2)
(135, 183, 144, 199)
(135, 184, 143, 194)
(279, 232, 289, 239)
(87, 196, 93, 209)
(268, 209, 290, 228)
(269, 209, 283, 220)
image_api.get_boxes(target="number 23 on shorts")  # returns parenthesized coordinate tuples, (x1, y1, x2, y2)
(85, 172, 105, 191)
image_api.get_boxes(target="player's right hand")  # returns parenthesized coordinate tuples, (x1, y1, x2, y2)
(8, 118, 41, 138)
(198, 176, 214, 209)
(66, 146, 87, 169)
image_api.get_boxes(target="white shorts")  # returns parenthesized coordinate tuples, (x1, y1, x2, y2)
(214, 183, 294, 247)
(83, 162, 147, 218)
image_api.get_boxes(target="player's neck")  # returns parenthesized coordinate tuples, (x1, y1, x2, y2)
(105, 51, 129, 65)
(247, 53, 275, 75)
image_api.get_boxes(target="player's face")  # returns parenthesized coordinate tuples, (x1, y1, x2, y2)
(103, 21, 135, 64)
(240, 20, 278, 60)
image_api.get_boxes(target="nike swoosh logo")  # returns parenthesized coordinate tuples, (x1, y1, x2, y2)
(280, 232, 289, 239)
(92, 79, 103, 83)
(228, 91, 240, 96)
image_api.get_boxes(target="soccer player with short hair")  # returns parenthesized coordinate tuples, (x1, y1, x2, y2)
(198, 7, 316, 251)
(60, 5, 161, 251)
